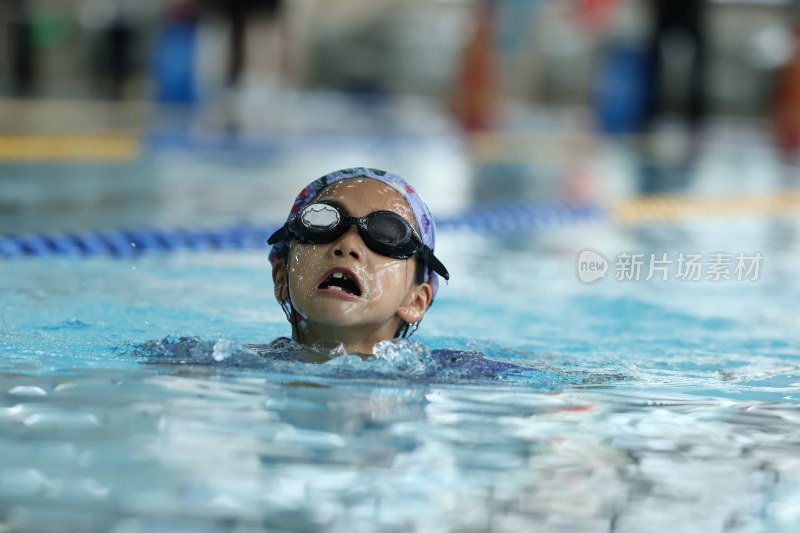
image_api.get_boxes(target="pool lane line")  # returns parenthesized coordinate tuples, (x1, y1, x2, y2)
(0, 201, 604, 259)
(437, 201, 602, 232)
(4, 191, 799, 259)
(0, 224, 271, 259)
(0, 133, 140, 161)
(613, 191, 800, 224)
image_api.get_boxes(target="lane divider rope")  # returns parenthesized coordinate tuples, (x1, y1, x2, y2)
(0, 201, 603, 259)
(5, 191, 800, 259)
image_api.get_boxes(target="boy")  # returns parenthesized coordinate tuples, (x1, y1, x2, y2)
(267, 167, 449, 356)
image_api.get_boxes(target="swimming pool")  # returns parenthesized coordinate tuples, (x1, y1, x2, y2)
(2, 130, 800, 532)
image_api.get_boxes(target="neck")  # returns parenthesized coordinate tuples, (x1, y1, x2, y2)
(293, 320, 402, 356)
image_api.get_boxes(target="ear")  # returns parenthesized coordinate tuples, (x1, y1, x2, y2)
(396, 282, 433, 325)
(272, 257, 290, 304)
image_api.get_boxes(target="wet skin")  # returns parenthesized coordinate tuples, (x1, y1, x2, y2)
(272, 179, 433, 355)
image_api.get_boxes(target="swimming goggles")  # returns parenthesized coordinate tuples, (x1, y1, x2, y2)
(268, 200, 450, 280)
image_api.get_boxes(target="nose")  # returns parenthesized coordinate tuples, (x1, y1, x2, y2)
(332, 225, 365, 260)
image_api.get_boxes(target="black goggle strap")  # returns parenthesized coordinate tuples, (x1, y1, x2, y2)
(421, 246, 450, 281)
(267, 223, 290, 246)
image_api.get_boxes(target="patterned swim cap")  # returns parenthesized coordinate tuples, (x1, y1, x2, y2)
(268, 167, 442, 298)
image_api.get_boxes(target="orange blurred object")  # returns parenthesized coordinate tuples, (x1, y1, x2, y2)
(451, 0, 498, 132)
(573, 0, 620, 33)
(773, 27, 800, 158)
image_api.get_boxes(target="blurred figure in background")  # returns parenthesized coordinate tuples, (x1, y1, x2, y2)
(80, 0, 158, 100)
(198, 0, 284, 93)
(98, 2, 136, 100)
(4, 0, 37, 96)
(452, 0, 498, 132)
(153, 0, 198, 104)
(772, 19, 800, 170)
(643, 0, 708, 136)
(196, 0, 285, 131)
(637, 0, 709, 194)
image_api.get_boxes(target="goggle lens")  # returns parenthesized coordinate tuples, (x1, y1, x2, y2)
(366, 213, 410, 248)
(300, 203, 340, 230)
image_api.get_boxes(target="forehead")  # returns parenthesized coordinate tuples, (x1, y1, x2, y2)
(314, 178, 415, 222)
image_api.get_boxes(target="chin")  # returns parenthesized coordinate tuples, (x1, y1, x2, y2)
(303, 308, 363, 328)
(304, 299, 360, 316)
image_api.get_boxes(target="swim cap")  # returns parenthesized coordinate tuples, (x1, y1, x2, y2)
(268, 167, 442, 298)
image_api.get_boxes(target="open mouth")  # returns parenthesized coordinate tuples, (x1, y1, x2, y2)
(317, 269, 362, 297)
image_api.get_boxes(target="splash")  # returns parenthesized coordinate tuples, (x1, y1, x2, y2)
(212, 339, 233, 362)
(119, 336, 632, 387)
(372, 340, 438, 375)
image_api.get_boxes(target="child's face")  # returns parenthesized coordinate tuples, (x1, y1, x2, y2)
(276, 179, 431, 346)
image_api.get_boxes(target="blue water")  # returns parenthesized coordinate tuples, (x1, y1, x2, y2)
(2, 207, 800, 531)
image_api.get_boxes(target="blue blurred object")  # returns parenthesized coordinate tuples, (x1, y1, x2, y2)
(594, 42, 648, 135)
(153, 22, 197, 104)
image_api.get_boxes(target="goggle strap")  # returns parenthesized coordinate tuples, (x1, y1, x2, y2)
(267, 224, 290, 246)
(423, 247, 450, 281)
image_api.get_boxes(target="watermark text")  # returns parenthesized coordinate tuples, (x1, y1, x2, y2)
(577, 250, 762, 283)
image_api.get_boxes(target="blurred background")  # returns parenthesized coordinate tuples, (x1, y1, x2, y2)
(2, 0, 800, 236)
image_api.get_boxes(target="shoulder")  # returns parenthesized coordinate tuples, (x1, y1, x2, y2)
(243, 337, 295, 352)
(430, 348, 523, 374)
(241, 337, 300, 359)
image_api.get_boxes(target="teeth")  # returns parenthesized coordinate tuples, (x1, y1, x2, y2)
(320, 271, 359, 296)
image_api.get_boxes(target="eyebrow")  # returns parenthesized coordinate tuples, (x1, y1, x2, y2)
(315, 199, 357, 217)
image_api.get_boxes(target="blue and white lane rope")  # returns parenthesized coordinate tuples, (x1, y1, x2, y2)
(0, 201, 603, 259)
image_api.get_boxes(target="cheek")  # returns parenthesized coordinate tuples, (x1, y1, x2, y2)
(365, 260, 412, 301)
(287, 245, 325, 291)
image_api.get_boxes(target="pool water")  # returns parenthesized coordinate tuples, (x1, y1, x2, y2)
(2, 126, 800, 532)
(2, 208, 800, 532)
